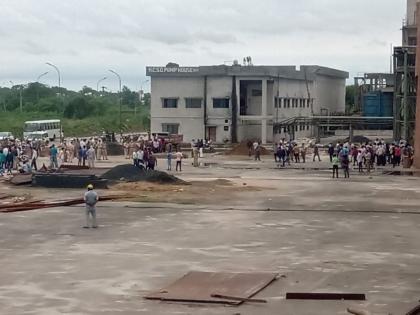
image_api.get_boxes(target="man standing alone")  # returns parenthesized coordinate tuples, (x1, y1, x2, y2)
(83, 184, 98, 228)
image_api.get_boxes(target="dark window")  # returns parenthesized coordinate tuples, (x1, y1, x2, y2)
(213, 98, 229, 108)
(300, 99, 303, 108)
(224, 126, 229, 131)
(307, 99, 311, 108)
(185, 98, 202, 108)
(162, 123, 179, 134)
(252, 89, 262, 96)
(162, 98, 178, 108)
(275, 97, 282, 108)
(225, 119, 229, 123)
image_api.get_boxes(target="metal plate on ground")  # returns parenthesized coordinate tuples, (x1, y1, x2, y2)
(144, 271, 278, 305)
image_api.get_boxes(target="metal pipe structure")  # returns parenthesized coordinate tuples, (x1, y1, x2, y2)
(96, 77, 107, 93)
(46, 62, 63, 113)
(108, 69, 122, 136)
(413, 2, 420, 169)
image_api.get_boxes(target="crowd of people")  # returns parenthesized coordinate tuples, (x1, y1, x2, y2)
(0, 138, 43, 176)
(267, 137, 414, 178)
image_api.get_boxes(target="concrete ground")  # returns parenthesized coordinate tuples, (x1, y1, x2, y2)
(1, 153, 420, 314)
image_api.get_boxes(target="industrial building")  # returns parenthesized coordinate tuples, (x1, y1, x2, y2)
(354, 73, 394, 117)
(147, 64, 348, 144)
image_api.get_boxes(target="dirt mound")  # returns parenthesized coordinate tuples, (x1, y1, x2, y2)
(102, 164, 186, 184)
(225, 141, 271, 156)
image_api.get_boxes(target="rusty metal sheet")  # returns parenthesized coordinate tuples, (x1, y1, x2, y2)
(286, 292, 366, 301)
(144, 271, 278, 305)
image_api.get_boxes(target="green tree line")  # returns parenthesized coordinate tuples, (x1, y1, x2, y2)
(0, 83, 150, 137)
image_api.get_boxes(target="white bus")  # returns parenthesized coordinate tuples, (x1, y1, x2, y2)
(23, 119, 62, 141)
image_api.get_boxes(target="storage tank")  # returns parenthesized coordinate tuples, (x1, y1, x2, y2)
(363, 91, 393, 117)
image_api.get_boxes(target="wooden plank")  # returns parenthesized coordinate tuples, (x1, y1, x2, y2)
(211, 294, 267, 303)
(144, 271, 278, 305)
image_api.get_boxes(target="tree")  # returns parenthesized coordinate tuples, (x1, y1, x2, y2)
(64, 96, 94, 119)
(121, 85, 139, 108)
(345, 85, 356, 113)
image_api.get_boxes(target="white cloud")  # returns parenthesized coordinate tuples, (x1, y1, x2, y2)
(0, 0, 406, 90)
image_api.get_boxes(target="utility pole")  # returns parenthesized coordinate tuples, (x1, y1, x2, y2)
(46, 62, 63, 113)
(109, 69, 122, 136)
(137, 79, 149, 117)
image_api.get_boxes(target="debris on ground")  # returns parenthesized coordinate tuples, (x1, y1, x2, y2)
(286, 292, 366, 301)
(102, 164, 187, 184)
(10, 174, 33, 186)
(225, 141, 271, 156)
(347, 308, 371, 315)
(145, 271, 278, 305)
(0, 195, 128, 213)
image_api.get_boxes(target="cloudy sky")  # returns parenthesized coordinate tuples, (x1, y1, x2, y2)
(0, 0, 406, 91)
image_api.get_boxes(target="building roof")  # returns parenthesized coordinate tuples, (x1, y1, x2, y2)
(146, 64, 349, 81)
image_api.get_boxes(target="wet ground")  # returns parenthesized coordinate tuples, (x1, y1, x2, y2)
(1, 153, 420, 314)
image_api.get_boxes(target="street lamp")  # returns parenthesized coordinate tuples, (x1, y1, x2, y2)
(37, 71, 49, 82)
(36, 71, 49, 102)
(46, 62, 63, 113)
(136, 79, 149, 117)
(96, 77, 107, 93)
(108, 69, 122, 136)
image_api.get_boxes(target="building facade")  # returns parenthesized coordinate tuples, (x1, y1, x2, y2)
(147, 64, 348, 144)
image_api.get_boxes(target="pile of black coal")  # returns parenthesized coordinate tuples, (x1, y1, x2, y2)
(101, 164, 186, 184)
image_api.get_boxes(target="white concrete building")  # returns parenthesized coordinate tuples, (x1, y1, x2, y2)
(147, 64, 348, 144)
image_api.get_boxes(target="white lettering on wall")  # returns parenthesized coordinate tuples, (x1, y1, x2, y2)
(147, 67, 199, 73)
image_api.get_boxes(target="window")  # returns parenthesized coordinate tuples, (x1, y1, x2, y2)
(162, 98, 178, 108)
(213, 98, 229, 108)
(185, 98, 202, 108)
(307, 99, 311, 108)
(252, 89, 262, 96)
(275, 97, 282, 108)
(284, 98, 290, 108)
(224, 126, 229, 131)
(162, 123, 179, 134)
(300, 99, 303, 108)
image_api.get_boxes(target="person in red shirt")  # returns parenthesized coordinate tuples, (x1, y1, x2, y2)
(393, 146, 401, 167)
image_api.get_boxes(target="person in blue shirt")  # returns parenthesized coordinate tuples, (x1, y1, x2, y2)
(50, 144, 59, 169)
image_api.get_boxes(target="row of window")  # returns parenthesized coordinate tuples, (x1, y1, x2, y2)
(161, 123, 230, 134)
(162, 98, 230, 109)
(279, 125, 311, 133)
(275, 97, 313, 109)
(162, 97, 313, 110)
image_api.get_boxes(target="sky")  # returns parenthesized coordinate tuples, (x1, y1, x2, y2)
(0, 0, 406, 92)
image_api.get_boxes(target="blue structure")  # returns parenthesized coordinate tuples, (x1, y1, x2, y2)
(363, 91, 393, 117)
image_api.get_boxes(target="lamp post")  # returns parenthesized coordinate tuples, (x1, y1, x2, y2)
(37, 71, 49, 82)
(96, 77, 107, 94)
(136, 79, 149, 117)
(46, 62, 63, 113)
(109, 69, 122, 136)
(36, 71, 49, 102)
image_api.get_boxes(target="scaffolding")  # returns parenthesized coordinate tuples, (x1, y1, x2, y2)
(393, 46, 417, 142)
